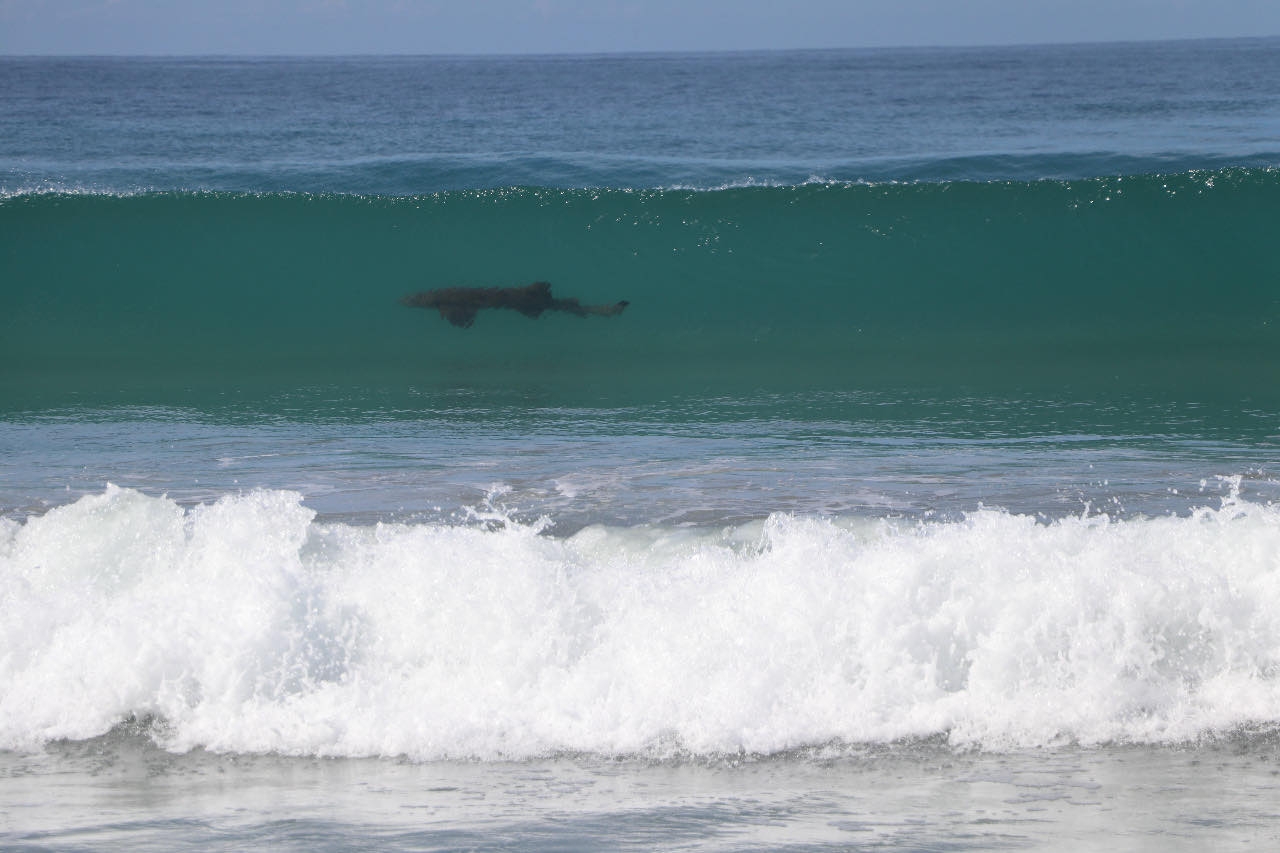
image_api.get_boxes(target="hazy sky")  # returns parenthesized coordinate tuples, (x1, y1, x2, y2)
(2, 0, 1278, 55)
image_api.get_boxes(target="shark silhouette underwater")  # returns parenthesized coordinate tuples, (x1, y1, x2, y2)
(401, 281, 629, 329)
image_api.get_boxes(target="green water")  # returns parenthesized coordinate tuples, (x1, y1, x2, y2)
(3, 170, 1277, 408)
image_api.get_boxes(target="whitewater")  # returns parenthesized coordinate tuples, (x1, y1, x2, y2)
(6, 482, 1280, 760)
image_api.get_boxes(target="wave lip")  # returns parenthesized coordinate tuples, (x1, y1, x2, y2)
(4, 485, 1280, 759)
(6, 151, 1280, 197)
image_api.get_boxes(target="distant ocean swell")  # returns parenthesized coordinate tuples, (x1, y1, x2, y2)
(3, 168, 1277, 404)
(4, 484, 1280, 758)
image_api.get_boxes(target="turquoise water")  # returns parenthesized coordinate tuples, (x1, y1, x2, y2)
(4, 40, 1280, 851)
(4, 171, 1278, 408)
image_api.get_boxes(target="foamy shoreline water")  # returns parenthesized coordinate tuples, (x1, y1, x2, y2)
(5, 726, 1280, 851)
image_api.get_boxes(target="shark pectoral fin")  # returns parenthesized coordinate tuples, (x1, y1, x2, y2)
(441, 306, 478, 328)
(584, 300, 629, 317)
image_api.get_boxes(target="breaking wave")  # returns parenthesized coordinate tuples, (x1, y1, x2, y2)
(4, 484, 1280, 759)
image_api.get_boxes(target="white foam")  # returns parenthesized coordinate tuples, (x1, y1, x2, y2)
(3, 485, 1280, 759)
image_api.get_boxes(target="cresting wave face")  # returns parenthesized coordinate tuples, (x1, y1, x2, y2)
(2, 169, 1278, 408)
(3, 485, 1280, 759)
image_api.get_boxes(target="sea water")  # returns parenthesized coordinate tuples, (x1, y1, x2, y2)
(3, 40, 1280, 849)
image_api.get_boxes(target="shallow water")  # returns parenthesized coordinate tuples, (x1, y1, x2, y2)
(6, 729, 1280, 851)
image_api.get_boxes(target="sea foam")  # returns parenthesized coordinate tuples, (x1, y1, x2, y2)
(3, 485, 1280, 759)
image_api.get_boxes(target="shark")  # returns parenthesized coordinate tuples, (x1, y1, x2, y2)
(401, 281, 629, 329)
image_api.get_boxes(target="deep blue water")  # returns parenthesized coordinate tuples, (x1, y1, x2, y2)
(4, 39, 1279, 193)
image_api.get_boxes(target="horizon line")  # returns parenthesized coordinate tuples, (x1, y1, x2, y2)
(3, 32, 1277, 60)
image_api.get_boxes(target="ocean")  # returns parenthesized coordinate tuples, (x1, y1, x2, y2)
(3, 38, 1280, 849)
